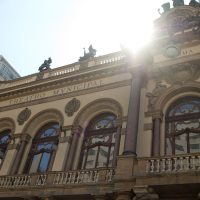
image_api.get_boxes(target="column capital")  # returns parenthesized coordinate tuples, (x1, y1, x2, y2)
(93, 195, 110, 200)
(151, 110, 163, 120)
(59, 135, 72, 144)
(72, 125, 83, 136)
(133, 186, 159, 200)
(60, 125, 73, 132)
(21, 133, 31, 143)
(116, 191, 133, 200)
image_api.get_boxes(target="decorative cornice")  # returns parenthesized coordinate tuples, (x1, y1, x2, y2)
(0, 79, 131, 112)
(0, 63, 128, 100)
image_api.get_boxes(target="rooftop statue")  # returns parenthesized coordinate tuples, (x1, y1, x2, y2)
(189, 0, 200, 7)
(38, 57, 52, 72)
(172, 0, 184, 7)
(79, 45, 97, 62)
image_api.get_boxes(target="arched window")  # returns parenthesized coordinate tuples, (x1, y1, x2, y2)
(165, 96, 200, 155)
(80, 113, 117, 169)
(24, 122, 60, 173)
(0, 130, 10, 164)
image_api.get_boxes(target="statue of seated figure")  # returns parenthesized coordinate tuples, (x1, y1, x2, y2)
(38, 57, 52, 72)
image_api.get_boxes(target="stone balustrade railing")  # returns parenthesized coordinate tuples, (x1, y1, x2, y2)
(146, 154, 200, 174)
(0, 168, 115, 189)
(0, 52, 125, 90)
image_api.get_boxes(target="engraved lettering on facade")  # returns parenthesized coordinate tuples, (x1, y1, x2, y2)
(181, 49, 193, 56)
(9, 79, 103, 106)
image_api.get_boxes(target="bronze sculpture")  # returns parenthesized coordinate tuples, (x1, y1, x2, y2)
(38, 57, 52, 72)
(79, 45, 97, 62)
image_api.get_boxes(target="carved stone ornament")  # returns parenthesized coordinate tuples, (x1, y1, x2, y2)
(155, 6, 200, 37)
(163, 44, 181, 58)
(146, 81, 167, 111)
(162, 62, 200, 84)
(65, 98, 80, 117)
(17, 108, 31, 125)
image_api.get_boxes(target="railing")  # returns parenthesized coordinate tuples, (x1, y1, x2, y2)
(0, 52, 125, 90)
(0, 168, 115, 189)
(146, 154, 200, 174)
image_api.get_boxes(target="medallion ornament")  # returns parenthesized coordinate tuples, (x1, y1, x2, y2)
(65, 98, 80, 117)
(17, 108, 31, 125)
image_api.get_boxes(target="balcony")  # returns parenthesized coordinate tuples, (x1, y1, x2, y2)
(0, 168, 114, 189)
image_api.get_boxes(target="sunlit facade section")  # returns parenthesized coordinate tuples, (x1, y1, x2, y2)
(0, 1, 200, 200)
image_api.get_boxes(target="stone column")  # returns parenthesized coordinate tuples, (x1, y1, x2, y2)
(152, 111, 163, 157)
(93, 195, 109, 200)
(64, 125, 82, 170)
(123, 70, 144, 156)
(10, 133, 31, 175)
(116, 192, 133, 200)
(52, 126, 72, 171)
(133, 186, 159, 200)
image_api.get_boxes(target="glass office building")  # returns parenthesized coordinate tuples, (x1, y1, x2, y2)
(0, 55, 20, 80)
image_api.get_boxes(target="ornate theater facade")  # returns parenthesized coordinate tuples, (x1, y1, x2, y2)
(0, 2, 200, 200)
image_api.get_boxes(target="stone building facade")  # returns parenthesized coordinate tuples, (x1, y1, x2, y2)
(0, 3, 200, 200)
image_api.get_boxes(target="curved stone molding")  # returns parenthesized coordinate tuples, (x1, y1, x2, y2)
(17, 108, 31, 125)
(154, 82, 200, 112)
(22, 108, 64, 138)
(146, 81, 167, 111)
(162, 62, 200, 85)
(0, 117, 15, 134)
(65, 98, 80, 117)
(73, 98, 123, 127)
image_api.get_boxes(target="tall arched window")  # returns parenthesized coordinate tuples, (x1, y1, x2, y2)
(80, 113, 117, 169)
(165, 96, 200, 155)
(0, 130, 10, 164)
(24, 122, 60, 173)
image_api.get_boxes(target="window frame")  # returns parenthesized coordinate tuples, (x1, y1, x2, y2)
(24, 122, 60, 173)
(0, 129, 11, 168)
(79, 113, 118, 169)
(165, 96, 200, 155)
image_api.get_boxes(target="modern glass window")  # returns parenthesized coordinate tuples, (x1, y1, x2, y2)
(0, 130, 10, 164)
(80, 113, 117, 169)
(24, 122, 60, 173)
(165, 97, 200, 155)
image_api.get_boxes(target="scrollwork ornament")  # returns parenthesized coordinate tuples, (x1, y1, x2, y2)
(65, 98, 80, 117)
(17, 108, 31, 125)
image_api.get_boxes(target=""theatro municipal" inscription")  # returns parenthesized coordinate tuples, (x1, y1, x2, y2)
(9, 79, 103, 105)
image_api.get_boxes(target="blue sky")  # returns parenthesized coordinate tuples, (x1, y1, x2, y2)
(0, 0, 190, 77)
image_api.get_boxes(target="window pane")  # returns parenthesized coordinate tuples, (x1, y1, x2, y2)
(0, 135, 9, 144)
(38, 153, 50, 173)
(29, 154, 42, 173)
(97, 146, 109, 168)
(175, 134, 187, 155)
(190, 133, 200, 153)
(85, 147, 98, 169)
(166, 138, 172, 155)
(108, 146, 114, 167)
